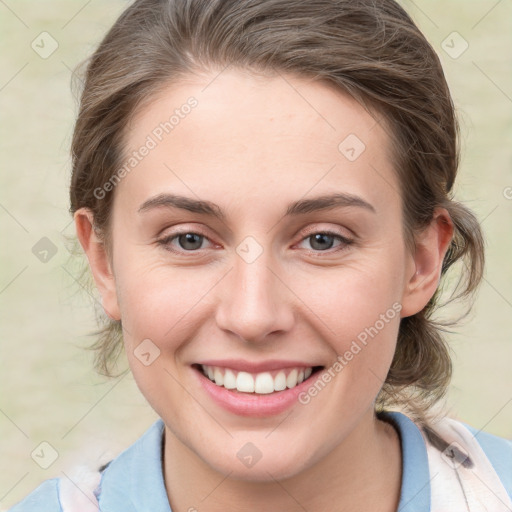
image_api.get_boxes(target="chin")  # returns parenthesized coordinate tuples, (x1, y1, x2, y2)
(196, 437, 317, 483)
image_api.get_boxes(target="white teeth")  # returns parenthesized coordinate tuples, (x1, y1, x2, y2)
(214, 368, 224, 386)
(274, 371, 287, 391)
(286, 369, 298, 389)
(254, 372, 274, 394)
(223, 369, 237, 389)
(201, 365, 316, 394)
(236, 371, 255, 393)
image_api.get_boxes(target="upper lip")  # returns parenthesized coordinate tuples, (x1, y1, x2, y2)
(194, 359, 321, 373)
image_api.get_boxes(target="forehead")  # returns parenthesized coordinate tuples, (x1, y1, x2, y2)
(117, 69, 400, 218)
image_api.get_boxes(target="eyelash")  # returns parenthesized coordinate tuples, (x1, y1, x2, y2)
(156, 228, 354, 256)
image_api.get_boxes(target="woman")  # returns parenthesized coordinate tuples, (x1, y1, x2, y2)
(10, 0, 511, 511)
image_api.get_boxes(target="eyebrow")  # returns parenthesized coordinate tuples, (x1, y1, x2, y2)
(137, 192, 376, 219)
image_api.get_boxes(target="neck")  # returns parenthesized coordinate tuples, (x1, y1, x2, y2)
(163, 409, 402, 512)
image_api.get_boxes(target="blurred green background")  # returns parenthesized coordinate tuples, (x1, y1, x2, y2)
(0, 1, 511, 509)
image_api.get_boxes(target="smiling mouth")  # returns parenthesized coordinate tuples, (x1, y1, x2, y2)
(193, 364, 324, 394)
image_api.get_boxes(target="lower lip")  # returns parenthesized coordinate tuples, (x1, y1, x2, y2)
(193, 367, 321, 417)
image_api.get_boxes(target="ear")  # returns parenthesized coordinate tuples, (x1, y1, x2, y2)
(74, 208, 121, 321)
(400, 207, 454, 318)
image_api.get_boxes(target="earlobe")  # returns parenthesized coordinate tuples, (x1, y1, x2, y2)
(400, 208, 454, 318)
(74, 208, 121, 321)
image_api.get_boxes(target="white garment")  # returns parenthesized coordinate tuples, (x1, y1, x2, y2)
(58, 465, 101, 512)
(423, 417, 512, 512)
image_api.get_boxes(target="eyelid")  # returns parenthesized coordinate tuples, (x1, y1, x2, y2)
(297, 223, 354, 240)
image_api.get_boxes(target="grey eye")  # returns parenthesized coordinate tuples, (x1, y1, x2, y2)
(307, 233, 336, 251)
(177, 233, 204, 250)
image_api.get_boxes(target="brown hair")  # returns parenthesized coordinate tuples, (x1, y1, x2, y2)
(69, 0, 484, 423)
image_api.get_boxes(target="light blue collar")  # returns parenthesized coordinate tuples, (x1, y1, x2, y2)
(99, 419, 172, 511)
(381, 411, 431, 511)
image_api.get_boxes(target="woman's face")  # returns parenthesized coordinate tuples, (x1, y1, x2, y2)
(85, 69, 433, 480)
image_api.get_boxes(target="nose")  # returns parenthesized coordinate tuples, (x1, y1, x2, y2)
(214, 250, 295, 344)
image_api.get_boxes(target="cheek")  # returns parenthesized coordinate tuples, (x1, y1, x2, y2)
(115, 263, 210, 414)
(113, 255, 220, 352)
(294, 255, 403, 335)
(291, 258, 403, 387)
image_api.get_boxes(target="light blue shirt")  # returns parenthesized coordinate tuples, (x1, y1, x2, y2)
(9, 411, 512, 511)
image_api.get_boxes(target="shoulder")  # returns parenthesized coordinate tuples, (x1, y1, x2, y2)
(8, 464, 105, 512)
(461, 420, 512, 495)
(425, 415, 512, 506)
(7, 419, 165, 512)
(380, 410, 512, 511)
(463, 420, 512, 454)
(8, 478, 62, 512)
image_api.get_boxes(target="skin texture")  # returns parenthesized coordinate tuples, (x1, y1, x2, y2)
(75, 68, 454, 512)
